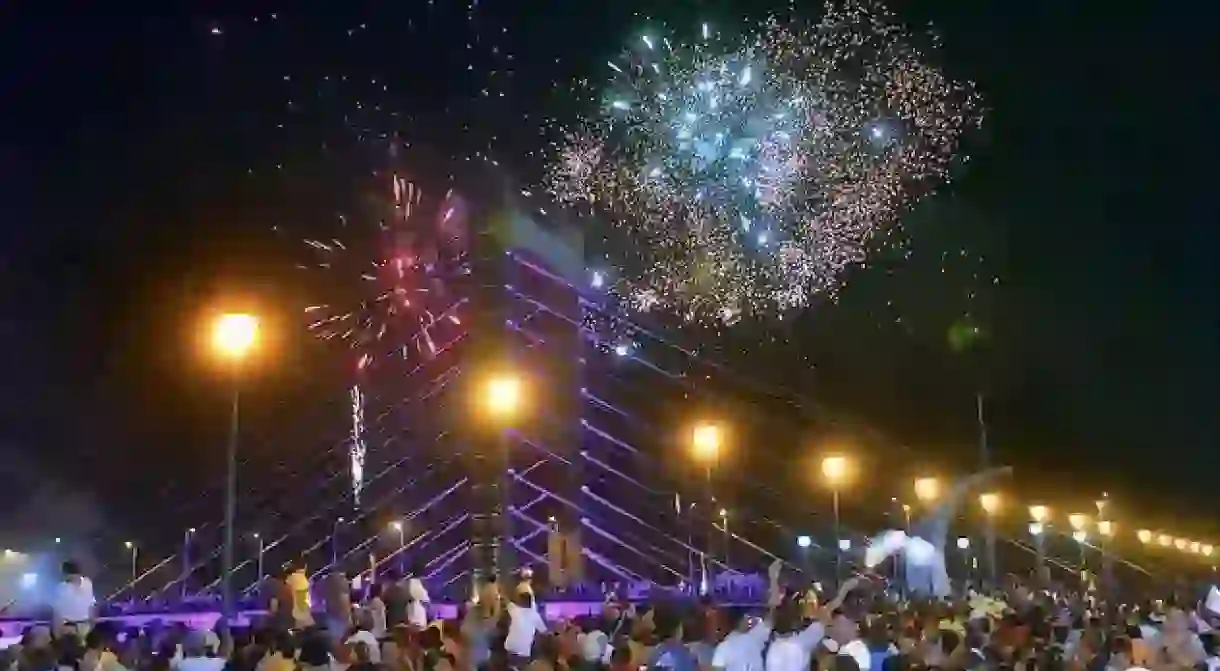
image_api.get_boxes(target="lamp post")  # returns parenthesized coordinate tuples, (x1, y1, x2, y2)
(332, 517, 346, 568)
(821, 455, 851, 587)
(1069, 514, 1089, 575)
(1029, 505, 1049, 576)
(914, 477, 940, 506)
(1097, 520, 1115, 591)
(390, 521, 406, 573)
(957, 537, 972, 586)
(484, 374, 522, 586)
(125, 541, 138, 583)
(252, 533, 265, 588)
(212, 313, 258, 617)
(692, 423, 722, 593)
(797, 535, 812, 577)
(1073, 531, 1093, 573)
(980, 493, 1000, 587)
(718, 508, 731, 567)
(182, 528, 196, 600)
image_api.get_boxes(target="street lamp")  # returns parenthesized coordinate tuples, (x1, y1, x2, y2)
(212, 312, 258, 617)
(483, 374, 523, 585)
(1137, 529, 1152, 544)
(1029, 505, 1049, 523)
(957, 537, 972, 585)
(719, 508, 730, 566)
(251, 533, 265, 587)
(485, 375, 523, 419)
(1157, 534, 1172, 547)
(1073, 530, 1088, 573)
(1028, 505, 1049, 573)
(332, 517, 346, 568)
(182, 527, 196, 600)
(1174, 537, 1188, 551)
(691, 424, 722, 464)
(796, 535, 812, 577)
(821, 455, 852, 587)
(914, 477, 940, 504)
(390, 520, 406, 573)
(1096, 520, 1115, 591)
(124, 541, 138, 583)
(979, 492, 1000, 587)
(691, 423, 723, 589)
(1068, 514, 1090, 569)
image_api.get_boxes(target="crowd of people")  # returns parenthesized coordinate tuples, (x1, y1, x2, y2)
(4, 557, 1220, 671)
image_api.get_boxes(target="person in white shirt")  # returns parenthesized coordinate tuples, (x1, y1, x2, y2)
(52, 561, 96, 637)
(364, 584, 387, 639)
(345, 610, 382, 663)
(764, 576, 862, 671)
(505, 591, 547, 662)
(713, 560, 786, 671)
(579, 627, 610, 664)
(173, 631, 226, 671)
(712, 610, 772, 671)
(406, 574, 430, 629)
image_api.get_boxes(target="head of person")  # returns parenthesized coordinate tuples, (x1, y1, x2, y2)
(1108, 635, 1133, 670)
(830, 609, 860, 646)
(1164, 607, 1190, 636)
(608, 645, 633, 671)
(181, 630, 210, 659)
(725, 606, 753, 633)
(652, 610, 683, 643)
(351, 641, 373, 665)
(299, 633, 332, 668)
(62, 561, 83, 582)
(53, 634, 84, 669)
(772, 601, 805, 637)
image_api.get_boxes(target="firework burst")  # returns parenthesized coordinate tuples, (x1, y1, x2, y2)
(302, 171, 470, 370)
(545, 0, 981, 323)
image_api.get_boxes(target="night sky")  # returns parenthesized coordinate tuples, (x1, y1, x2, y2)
(1, 0, 1216, 553)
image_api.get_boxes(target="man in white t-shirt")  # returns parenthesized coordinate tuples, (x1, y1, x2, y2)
(505, 592, 547, 662)
(52, 561, 95, 636)
(712, 609, 772, 671)
(406, 574, 430, 629)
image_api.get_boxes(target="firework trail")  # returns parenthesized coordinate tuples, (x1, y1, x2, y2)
(301, 160, 471, 507)
(348, 383, 367, 505)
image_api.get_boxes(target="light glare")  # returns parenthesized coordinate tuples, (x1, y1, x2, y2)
(213, 313, 258, 358)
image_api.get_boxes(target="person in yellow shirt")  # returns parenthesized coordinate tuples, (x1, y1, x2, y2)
(287, 564, 315, 628)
